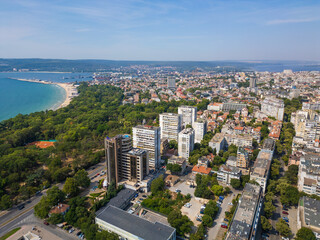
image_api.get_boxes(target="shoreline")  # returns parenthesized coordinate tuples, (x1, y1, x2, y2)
(9, 78, 78, 110)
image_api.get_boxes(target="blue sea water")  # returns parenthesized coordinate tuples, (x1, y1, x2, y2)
(0, 72, 92, 122)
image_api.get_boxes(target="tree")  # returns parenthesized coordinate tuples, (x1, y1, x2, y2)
(204, 200, 219, 218)
(211, 185, 224, 196)
(295, 227, 316, 240)
(46, 186, 65, 206)
(0, 195, 12, 210)
(151, 175, 165, 194)
(63, 178, 79, 197)
(285, 165, 299, 185)
(169, 140, 178, 150)
(74, 169, 90, 188)
(276, 219, 291, 237)
(280, 185, 299, 206)
(240, 175, 250, 188)
(166, 164, 182, 174)
(230, 179, 241, 189)
(167, 210, 193, 236)
(202, 214, 213, 227)
(261, 216, 272, 231)
(34, 197, 50, 218)
(48, 213, 64, 224)
(264, 200, 276, 218)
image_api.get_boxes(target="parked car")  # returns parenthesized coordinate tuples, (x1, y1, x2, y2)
(142, 195, 147, 198)
(282, 211, 289, 215)
(262, 233, 269, 238)
(43, 221, 49, 226)
(69, 228, 75, 233)
(76, 232, 83, 236)
(228, 202, 233, 206)
(139, 198, 144, 201)
(221, 224, 228, 228)
(282, 216, 289, 220)
(224, 218, 229, 222)
(175, 189, 181, 193)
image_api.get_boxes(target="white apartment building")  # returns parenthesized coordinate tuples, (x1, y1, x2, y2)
(167, 78, 176, 89)
(192, 119, 207, 143)
(178, 128, 195, 159)
(178, 106, 197, 126)
(209, 133, 227, 152)
(159, 113, 182, 142)
(261, 97, 285, 121)
(132, 125, 161, 169)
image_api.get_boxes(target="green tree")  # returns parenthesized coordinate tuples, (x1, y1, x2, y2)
(211, 185, 224, 196)
(34, 197, 50, 218)
(276, 218, 291, 237)
(74, 169, 90, 188)
(230, 179, 241, 189)
(48, 213, 64, 224)
(0, 195, 12, 210)
(280, 185, 299, 206)
(167, 210, 193, 236)
(63, 178, 79, 197)
(204, 200, 219, 218)
(151, 175, 165, 194)
(46, 186, 65, 206)
(202, 214, 213, 227)
(169, 140, 178, 149)
(295, 227, 316, 240)
(261, 216, 272, 231)
(264, 200, 276, 218)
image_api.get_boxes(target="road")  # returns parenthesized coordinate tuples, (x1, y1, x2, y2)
(207, 190, 238, 240)
(0, 162, 106, 237)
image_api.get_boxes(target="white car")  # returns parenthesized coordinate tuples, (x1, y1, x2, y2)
(228, 202, 233, 206)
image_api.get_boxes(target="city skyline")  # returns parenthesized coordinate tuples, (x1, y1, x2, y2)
(0, 0, 320, 61)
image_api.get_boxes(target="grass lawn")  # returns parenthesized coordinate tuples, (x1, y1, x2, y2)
(0, 227, 21, 240)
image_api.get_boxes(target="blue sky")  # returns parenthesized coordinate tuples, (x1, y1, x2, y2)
(0, 0, 319, 61)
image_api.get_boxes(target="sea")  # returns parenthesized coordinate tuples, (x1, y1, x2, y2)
(0, 72, 92, 122)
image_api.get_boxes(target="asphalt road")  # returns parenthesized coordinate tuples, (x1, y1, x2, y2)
(0, 162, 106, 237)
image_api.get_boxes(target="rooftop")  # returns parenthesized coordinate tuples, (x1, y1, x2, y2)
(192, 165, 212, 175)
(103, 188, 136, 210)
(302, 196, 320, 230)
(96, 205, 176, 240)
(134, 125, 160, 130)
(210, 133, 225, 143)
(49, 204, 69, 215)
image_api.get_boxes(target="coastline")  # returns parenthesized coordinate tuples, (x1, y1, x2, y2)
(9, 78, 78, 110)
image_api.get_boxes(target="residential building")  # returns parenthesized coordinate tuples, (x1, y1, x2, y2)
(209, 133, 227, 152)
(237, 147, 249, 169)
(178, 106, 197, 126)
(226, 156, 237, 167)
(193, 119, 207, 143)
(261, 97, 285, 121)
(224, 133, 253, 148)
(298, 197, 320, 235)
(298, 153, 320, 197)
(167, 78, 176, 90)
(160, 138, 169, 155)
(105, 135, 149, 185)
(159, 113, 182, 141)
(49, 204, 70, 216)
(226, 183, 262, 240)
(222, 102, 246, 111)
(303, 102, 320, 111)
(105, 188, 136, 210)
(165, 175, 180, 187)
(262, 138, 276, 153)
(249, 78, 256, 88)
(133, 125, 161, 169)
(105, 134, 132, 185)
(207, 102, 223, 111)
(178, 128, 195, 159)
(192, 165, 212, 176)
(291, 110, 320, 142)
(250, 149, 273, 193)
(216, 164, 242, 184)
(96, 206, 176, 240)
(167, 155, 187, 174)
(198, 156, 209, 167)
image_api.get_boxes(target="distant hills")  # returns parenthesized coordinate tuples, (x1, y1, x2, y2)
(0, 58, 319, 72)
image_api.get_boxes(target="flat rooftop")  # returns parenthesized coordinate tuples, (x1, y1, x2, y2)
(96, 205, 175, 240)
(226, 184, 261, 240)
(134, 125, 160, 131)
(100, 188, 136, 210)
(302, 196, 320, 230)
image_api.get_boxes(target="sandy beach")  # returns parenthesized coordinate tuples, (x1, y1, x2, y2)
(11, 78, 78, 110)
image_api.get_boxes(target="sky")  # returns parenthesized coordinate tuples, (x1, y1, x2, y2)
(0, 0, 320, 61)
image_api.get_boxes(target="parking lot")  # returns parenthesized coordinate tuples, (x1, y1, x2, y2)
(287, 206, 298, 236)
(169, 180, 195, 197)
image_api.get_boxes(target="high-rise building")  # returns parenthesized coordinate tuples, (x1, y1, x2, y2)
(167, 78, 176, 90)
(178, 106, 197, 126)
(236, 147, 249, 169)
(249, 78, 256, 88)
(178, 128, 195, 159)
(105, 135, 149, 185)
(132, 125, 161, 169)
(261, 97, 285, 121)
(192, 119, 207, 143)
(159, 113, 182, 142)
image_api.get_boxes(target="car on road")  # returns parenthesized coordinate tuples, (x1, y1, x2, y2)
(43, 221, 49, 225)
(282, 211, 289, 215)
(18, 204, 25, 210)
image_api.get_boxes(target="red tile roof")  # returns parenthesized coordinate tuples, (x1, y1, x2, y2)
(192, 165, 212, 175)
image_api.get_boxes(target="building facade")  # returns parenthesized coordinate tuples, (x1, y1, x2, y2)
(159, 113, 183, 142)
(132, 125, 161, 169)
(261, 97, 285, 121)
(178, 128, 195, 159)
(193, 119, 207, 143)
(209, 133, 227, 152)
(237, 147, 249, 169)
(178, 106, 197, 126)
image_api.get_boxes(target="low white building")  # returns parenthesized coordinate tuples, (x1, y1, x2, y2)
(216, 164, 242, 184)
